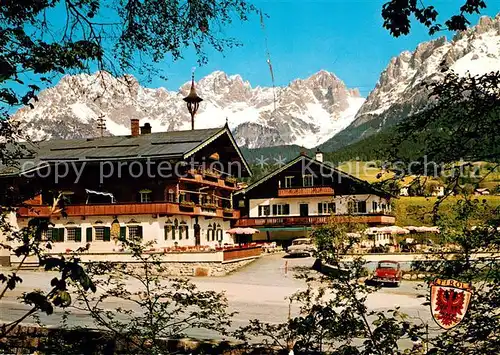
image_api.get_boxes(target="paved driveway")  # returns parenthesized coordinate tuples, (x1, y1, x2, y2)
(0, 253, 432, 343)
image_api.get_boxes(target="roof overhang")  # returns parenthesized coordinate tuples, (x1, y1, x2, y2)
(183, 126, 252, 177)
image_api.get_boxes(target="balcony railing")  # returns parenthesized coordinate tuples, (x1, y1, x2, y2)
(278, 186, 334, 197)
(183, 169, 239, 190)
(17, 202, 240, 219)
(235, 214, 395, 227)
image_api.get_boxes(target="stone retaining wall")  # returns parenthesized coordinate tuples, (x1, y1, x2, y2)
(0, 325, 248, 354)
(9, 249, 261, 277)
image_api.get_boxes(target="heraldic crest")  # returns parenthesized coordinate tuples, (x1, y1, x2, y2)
(430, 278, 473, 330)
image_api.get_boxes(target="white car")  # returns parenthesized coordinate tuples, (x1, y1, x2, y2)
(287, 238, 316, 257)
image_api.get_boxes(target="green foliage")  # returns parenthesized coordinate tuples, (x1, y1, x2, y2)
(1, 0, 258, 122)
(389, 72, 500, 172)
(382, 0, 487, 37)
(235, 223, 424, 354)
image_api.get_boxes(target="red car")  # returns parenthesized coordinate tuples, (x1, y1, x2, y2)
(372, 260, 402, 287)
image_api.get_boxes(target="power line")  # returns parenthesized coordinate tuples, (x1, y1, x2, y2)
(260, 10, 277, 112)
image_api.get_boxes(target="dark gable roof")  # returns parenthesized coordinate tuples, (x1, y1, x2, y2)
(1, 126, 252, 176)
(236, 154, 393, 198)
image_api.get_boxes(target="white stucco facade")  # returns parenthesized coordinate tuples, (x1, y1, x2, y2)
(14, 214, 234, 255)
(248, 194, 391, 218)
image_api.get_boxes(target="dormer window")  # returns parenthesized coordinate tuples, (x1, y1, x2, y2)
(303, 174, 313, 187)
(284, 176, 293, 188)
(139, 189, 152, 203)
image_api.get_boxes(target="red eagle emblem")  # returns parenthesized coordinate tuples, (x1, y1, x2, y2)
(430, 279, 472, 330)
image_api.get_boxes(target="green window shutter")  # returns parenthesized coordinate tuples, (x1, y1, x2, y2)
(58, 228, 65, 242)
(86, 227, 93, 242)
(75, 228, 82, 242)
(272, 205, 277, 215)
(120, 226, 126, 241)
(318, 203, 322, 214)
(103, 227, 111, 241)
(172, 227, 176, 240)
(137, 226, 143, 241)
(164, 226, 169, 240)
(185, 226, 189, 239)
(284, 204, 290, 215)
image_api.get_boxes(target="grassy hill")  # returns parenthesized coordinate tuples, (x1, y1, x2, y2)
(394, 196, 500, 226)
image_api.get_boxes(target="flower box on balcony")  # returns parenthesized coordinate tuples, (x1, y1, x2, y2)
(225, 176, 237, 185)
(179, 201, 195, 209)
(202, 203, 218, 210)
(223, 208, 234, 214)
(199, 168, 219, 178)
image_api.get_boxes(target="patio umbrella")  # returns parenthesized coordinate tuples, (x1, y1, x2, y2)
(365, 226, 410, 235)
(226, 227, 260, 235)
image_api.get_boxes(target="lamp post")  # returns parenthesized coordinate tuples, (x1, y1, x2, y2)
(183, 73, 203, 130)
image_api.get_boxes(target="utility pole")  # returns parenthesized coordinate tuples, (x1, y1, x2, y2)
(97, 113, 106, 137)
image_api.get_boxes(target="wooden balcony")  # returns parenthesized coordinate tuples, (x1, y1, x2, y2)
(278, 186, 334, 197)
(235, 214, 395, 227)
(17, 202, 240, 220)
(181, 170, 239, 191)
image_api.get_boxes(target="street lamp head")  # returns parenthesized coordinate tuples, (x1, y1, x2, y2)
(183, 73, 203, 130)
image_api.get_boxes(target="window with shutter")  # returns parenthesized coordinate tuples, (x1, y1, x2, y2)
(103, 227, 111, 241)
(75, 228, 82, 242)
(283, 204, 290, 215)
(272, 205, 277, 215)
(86, 227, 93, 242)
(94, 227, 105, 241)
(119, 226, 126, 241)
(128, 226, 142, 241)
(258, 205, 270, 216)
(206, 224, 212, 241)
(66, 228, 77, 242)
(213, 225, 218, 241)
(58, 228, 65, 242)
(303, 174, 313, 187)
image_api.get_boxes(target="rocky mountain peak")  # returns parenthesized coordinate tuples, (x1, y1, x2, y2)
(320, 14, 500, 152)
(13, 69, 364, 149)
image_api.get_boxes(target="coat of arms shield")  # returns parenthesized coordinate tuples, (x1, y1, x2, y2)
(430, 278, 473, 330)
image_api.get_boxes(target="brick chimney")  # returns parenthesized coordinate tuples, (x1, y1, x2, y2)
(140, 122, 152, 135)
(130, 119, 139, 137)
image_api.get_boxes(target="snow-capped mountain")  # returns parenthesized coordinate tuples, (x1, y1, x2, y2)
(13, 70, 363, 149)
(320, 14, 500, 152)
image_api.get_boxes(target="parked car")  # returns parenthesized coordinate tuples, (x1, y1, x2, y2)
(371, 260, 402, 287)
(286, 238, 316, 257)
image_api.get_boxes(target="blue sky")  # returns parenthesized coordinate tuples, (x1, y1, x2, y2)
(151, 0, 499, 96)
(5, 0, 499, 101)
